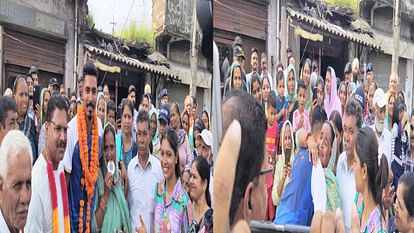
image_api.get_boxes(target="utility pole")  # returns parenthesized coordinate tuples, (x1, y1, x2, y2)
(189, 1, 198, 97)
(110, 13, 117, 36)
(391, 0, 400, 73)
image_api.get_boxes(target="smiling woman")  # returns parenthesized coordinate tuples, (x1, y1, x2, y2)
(153, 127, 192, 233)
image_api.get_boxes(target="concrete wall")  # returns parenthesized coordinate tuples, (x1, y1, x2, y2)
(1, 0, 76, 91)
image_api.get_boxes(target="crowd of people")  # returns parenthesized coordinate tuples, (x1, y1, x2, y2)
(0, 61, 213, 233)
(217, 37, 414, 233)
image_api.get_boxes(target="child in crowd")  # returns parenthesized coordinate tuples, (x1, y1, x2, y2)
(293, 79, 311, 133)
(275, 71, 288, 134)
(265, 90, 278, 221)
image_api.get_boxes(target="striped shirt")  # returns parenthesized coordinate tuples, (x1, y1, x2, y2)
(154, 179, 192, 233)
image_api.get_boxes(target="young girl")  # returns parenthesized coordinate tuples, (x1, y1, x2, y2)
(300, 58, 313, 112)
(262, 76, 271, 118)
(293, 79, 311, 133)
(275, 71, 287, 134)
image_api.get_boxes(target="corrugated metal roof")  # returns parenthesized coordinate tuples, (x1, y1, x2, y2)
(84, 44, 180, 80)
(287, 8, 381, 51)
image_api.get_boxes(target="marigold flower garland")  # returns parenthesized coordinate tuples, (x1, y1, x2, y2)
(46, 161, 70, 233)
(77, 104, 99, 233)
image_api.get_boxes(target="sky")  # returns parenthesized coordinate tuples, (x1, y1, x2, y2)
(88, 0, 152, 35)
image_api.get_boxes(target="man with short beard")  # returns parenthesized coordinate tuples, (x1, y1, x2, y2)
(369, 88, 391, 165)
(0, 130, 33, 233)
(26, 95, 70, 232)
(63, 61, 103, 232)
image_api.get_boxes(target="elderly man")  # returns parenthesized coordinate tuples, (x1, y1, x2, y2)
(352, 58, 360, 86)
(25, 95, 70, 232)
(221, 90, 268, 227)
(387, 72, 399, 100)
(197, 129, 213, 165)
(370, 88, 392, 165)
(0, 130, 33, 233)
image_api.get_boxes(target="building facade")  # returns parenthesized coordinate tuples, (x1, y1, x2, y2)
(0, 0, 79, 93)
(153, 0, 212, 116)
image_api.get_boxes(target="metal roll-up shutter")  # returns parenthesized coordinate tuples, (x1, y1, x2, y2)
(371, 54, 406, 91)
(167, 82, 204, 117)
(3, 29, 66, 75)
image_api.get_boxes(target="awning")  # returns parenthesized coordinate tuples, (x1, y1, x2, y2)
(84, 44, 180, 81)
(287, 8, 381, 51)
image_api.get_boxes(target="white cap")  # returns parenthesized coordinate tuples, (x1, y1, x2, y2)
(144, 84, 151, 95)
(373, 88, 386, 108)
(198, 129, 213, 147)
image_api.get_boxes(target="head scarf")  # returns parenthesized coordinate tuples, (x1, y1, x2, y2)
(149, 107, 159, 147)
(39, 88, 50, 125)
(324, 121, 341, 211)
(96, 92, 106, 125)
(285, 64, 297, 103)
(324, 67, 342, 118)
(280, 120, 295, 162)
(228, 61, 246, 91)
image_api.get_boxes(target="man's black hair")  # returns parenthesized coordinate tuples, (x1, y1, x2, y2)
(311, 105, 327, 129)
(83, 61, 98, 78)
(46, 94, 69, 122)
(222, 89, 267, 226)
(0, 96, 17, 127)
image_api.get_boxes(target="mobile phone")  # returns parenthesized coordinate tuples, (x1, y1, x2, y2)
(250, 221, 310, 233)
(33, 85, 41, 110)
(312, 87, 317, 102)
(285, 149, 292, 165)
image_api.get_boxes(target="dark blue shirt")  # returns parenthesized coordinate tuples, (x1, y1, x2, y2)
(274, 147, 314, 226)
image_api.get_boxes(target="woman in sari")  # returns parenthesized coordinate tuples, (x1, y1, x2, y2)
(92, 123, 131, 233)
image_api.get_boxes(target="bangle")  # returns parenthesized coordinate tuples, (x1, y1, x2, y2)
(100, 198, 107, 211)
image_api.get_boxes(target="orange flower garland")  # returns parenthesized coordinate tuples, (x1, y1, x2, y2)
(77, 104, 99, 233)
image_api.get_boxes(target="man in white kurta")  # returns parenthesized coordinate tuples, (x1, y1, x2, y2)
(25, 153, 66, 232)
(25, 95, 69, 233)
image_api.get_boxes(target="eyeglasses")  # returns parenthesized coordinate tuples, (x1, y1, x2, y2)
(252, 167, 273, 181)
(49, 121, 68, 134)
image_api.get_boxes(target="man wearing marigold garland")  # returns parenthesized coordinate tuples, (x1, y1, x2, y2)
(26, 95, 71, 232)
(63, 61, 103, 233)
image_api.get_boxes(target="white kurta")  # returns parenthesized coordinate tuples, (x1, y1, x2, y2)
(25, 154, 65, 233)
(0, 208, 11, 233)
